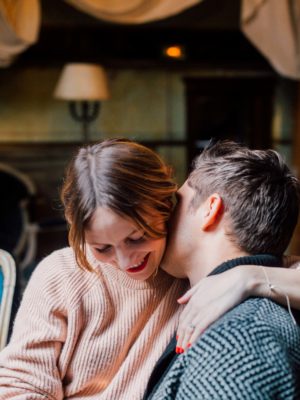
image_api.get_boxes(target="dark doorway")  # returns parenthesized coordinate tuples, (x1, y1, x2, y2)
(184, 75, 276, 166)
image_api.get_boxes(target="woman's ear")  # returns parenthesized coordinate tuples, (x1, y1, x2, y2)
(201, 193, 223, 231)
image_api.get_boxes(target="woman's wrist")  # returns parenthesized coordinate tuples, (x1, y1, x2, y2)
(238, 265, 266, 298)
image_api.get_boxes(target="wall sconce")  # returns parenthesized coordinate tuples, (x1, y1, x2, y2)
(54, 63, 110, 142)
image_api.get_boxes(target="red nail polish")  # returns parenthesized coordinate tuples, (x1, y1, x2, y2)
(176, 335, 179, 340)
(187, 343, 191, 348)
(175, 347, 179, 354)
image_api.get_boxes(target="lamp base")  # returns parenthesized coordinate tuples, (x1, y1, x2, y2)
(69, 101, 101, 142)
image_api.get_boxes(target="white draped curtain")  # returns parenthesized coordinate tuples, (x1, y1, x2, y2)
(0, 0, 40, 67)
(0, 0, 200, 67)
(1, 0, 300, 80)
(241, 0, 300, 80)
(64, 0, 201, 24)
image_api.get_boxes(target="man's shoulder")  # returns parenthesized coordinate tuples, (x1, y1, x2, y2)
(173, 299, 300, 399)
(187, 297, 300, 370)
(194, 298, 299, 346)
(149, 299, 300, 400)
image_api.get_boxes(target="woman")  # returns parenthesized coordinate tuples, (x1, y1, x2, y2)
(0, 138, 299, 399)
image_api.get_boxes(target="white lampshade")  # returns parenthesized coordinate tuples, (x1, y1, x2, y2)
(54, 63, 110, 101)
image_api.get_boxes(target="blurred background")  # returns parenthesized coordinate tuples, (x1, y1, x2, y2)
(0, 0, 299, 293)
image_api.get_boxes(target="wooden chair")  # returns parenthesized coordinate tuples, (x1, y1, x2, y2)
(0, 249, 16, 350)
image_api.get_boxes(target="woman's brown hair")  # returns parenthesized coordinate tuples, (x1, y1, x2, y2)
(61, 138, 177, 271)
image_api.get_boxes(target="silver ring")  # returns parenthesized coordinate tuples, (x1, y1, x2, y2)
(187, 323, 196, 331)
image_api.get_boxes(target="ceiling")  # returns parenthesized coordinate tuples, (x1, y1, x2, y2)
(19, 0, 270, 70)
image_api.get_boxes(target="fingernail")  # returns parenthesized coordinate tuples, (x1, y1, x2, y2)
(180, 348, 184, 354)
(176, 335, 179, 340)
(187, 343, 191, 348)
(175, 347, 179, 354)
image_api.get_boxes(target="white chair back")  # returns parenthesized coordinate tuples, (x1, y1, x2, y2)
(0, 249, 16, 350)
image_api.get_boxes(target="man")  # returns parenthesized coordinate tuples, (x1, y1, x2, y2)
(145, 140, 300, 399)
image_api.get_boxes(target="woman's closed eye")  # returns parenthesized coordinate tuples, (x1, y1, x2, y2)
(95, 234, 145, 253)
(96, 245, 111, 253)
(127, 234, 146, 244)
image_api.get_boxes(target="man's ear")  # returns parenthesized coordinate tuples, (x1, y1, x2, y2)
(201, 193, 223, 231)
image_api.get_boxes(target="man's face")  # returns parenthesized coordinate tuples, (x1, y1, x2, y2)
(161, 180, 200, 278)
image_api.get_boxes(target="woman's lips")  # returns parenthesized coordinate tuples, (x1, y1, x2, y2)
(127, 253, 150, 273)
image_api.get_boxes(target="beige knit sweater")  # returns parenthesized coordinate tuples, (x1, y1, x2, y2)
(0, 247, 187, 399)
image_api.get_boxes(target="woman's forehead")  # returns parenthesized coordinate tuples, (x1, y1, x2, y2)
(85, 207, 141, 245)
(89, 207, 137, 229)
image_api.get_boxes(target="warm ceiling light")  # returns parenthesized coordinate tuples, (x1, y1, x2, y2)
(164, 45, 185, 59)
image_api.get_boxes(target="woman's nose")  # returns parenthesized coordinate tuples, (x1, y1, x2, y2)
(115, 248, 134, 271)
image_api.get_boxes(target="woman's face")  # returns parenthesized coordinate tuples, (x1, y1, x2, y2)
(85, 206, 166, 281)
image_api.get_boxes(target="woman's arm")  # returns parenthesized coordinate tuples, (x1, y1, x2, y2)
(251, 256, 300, 309)
(0, 255, 67, 399)
(176, 257, 300, 352)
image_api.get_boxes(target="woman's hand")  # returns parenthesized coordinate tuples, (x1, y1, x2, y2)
(176, 258, 300, 353)
(175, 266, 257, 353)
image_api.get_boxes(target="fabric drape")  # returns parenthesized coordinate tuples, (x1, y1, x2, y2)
(1, 0, 300, 81)
(64, 0, 201, 24)
(0, 0, 40, 67)
(241, 0, 300, 79)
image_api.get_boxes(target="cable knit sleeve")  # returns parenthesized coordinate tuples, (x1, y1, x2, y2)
(0, 250, 77, 399)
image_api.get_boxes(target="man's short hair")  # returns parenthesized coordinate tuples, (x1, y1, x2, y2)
(188, 140, 300, 256)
